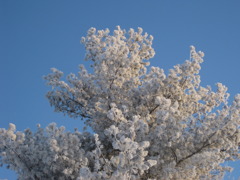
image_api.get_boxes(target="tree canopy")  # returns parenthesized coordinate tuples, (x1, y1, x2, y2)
(1, 27, 240, 179)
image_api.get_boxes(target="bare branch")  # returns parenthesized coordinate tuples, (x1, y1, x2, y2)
(149, 105, 159, 114)
(170, 147, 178, 163)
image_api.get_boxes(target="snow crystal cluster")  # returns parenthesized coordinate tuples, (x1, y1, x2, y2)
(1, 27, 240, 179)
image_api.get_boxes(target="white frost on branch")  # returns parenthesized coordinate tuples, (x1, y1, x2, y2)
(1, 27, 240, 179)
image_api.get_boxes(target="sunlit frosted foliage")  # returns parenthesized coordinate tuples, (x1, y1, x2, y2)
(1, 27, 240, 179)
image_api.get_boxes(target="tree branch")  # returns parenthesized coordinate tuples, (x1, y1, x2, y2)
(4, 145, 38, 179)
(149, 105, 159, 114)
(170, 147, 178, 163)
(64, 94, 91, 119)
(176, 131, 217, 166)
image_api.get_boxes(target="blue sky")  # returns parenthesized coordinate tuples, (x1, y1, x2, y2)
(1, 0, 240, 179)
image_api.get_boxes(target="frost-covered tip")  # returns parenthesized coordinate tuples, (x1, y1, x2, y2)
(190, 45, 195, 50)
(8, 123, 16, 131)
(140, 141, 150, 148)
(198, 51, 205, 57)
(147, 160, 157, 167)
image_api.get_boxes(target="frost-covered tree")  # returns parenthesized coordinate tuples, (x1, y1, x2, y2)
(1, 27, 240, 180)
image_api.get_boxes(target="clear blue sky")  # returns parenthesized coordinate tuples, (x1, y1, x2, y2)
(1, 0, 240, 179)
